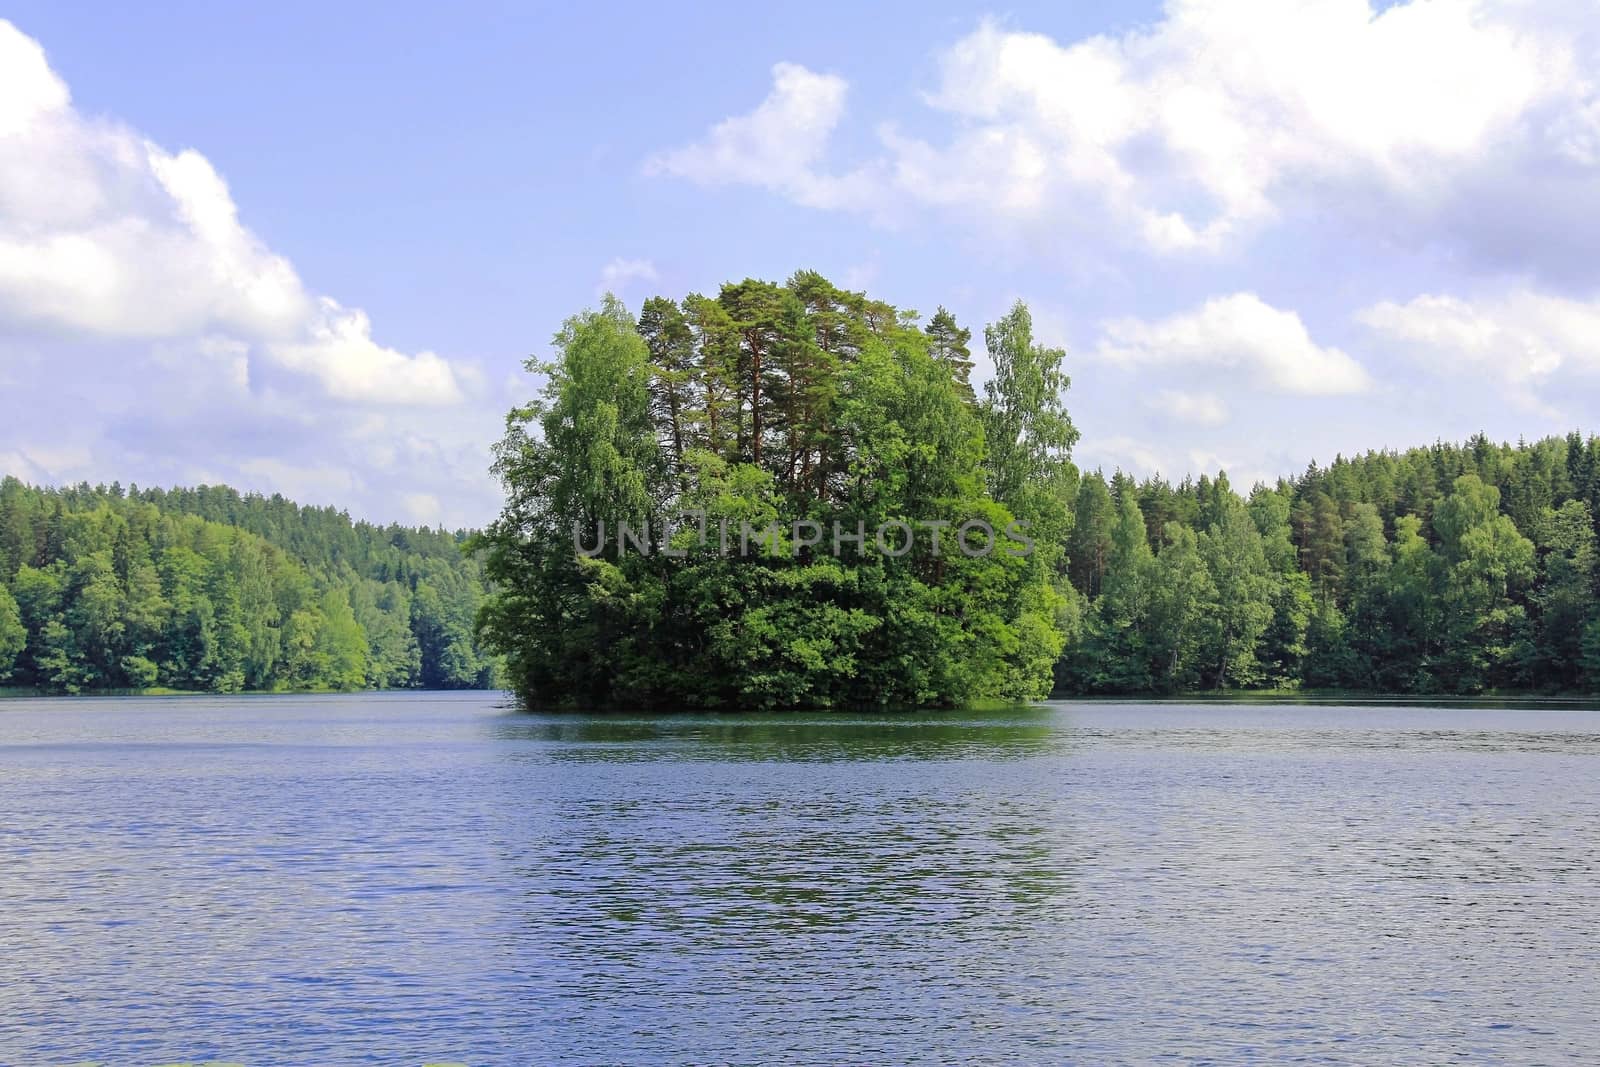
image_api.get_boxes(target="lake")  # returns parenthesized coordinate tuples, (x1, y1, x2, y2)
(1, 693, 1597, 1064)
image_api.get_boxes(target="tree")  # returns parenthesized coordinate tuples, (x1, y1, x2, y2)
(638, 296, 698, 482)
(1250, 485, 1311, 686)
(979, 300, 1079, 515)
(1054, 435, 1600, 696)
(925, 306, 975, 401)
(1433, 475, 1536, 691)
(1071, 486, 1155, 692)
(719, 279, 795, 469)
(0, 583, 24, 679)
(1147, 525, 1218, 692)
(1528, 500, 1597, 688)
(478, 294, 667, 705)
(1298, 492, 1345, 594)
(1069, 472, 1114, 598)
(682, 293, 739, 461)
(1583, 618, 1600, 691)
(314, 588, 369, 690)
(1198, 498, 1275, 688)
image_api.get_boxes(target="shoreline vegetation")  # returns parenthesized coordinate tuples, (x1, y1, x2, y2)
(0, 481, 501, 695)
(5, 272, 1600, 709)
(0, 685, 505, 699)
(1, 687, 1593, 710)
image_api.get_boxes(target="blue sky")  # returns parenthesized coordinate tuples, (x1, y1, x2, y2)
(3, 1, 1600, 527)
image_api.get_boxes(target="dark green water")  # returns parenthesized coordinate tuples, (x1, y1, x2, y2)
(2, 693, 1598, 1064)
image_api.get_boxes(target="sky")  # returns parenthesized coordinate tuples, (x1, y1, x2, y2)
(4, 0, 1600, 529)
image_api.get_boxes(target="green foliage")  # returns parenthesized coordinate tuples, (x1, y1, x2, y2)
(1146, 525, 1218, 691)
(925, 306, 976, 402)
(1582, 618, 1600, 691)
(1061, 434, 1600, 696)
(1068, 472, 1113, 598)
(478, 273, 1073, 709)
(1433, 476, 1536, 691)
(978, 300, 1079, 554)
(1531, 500, 1598, 687)
(0, 476, 497, 694)
(0, 582, 23, 679)
(1198, 499, 1275, 687)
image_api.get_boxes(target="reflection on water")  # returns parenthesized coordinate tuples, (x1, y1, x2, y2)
(0, 693, 1597, 1064)
(488, 707, 1064, 762)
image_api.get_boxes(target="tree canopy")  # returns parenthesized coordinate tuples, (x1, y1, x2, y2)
(476, 276, 1072, 709)
(1061, 436, 1600, 696)
(0, 479, 498, 693)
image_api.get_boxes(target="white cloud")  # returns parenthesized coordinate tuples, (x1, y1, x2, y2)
(1094, 292, 1371, 395)
(1360, 287, 1600, 413)
(907, 1, 1566, 249)
(1149, 389, 1229, 426)
(647, 2, 1600, 274)
(839, 258, 881, 292)
(597, 257, 659, 296)
(0, 19, 463, 406)
(0, 19, 501, 526)
(644, 61, 883, 212)
(270, 301, 462, 405)
(2, 319, 503, 525)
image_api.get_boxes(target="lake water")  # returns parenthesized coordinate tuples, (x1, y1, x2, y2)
(1, 693, 1598, 1064)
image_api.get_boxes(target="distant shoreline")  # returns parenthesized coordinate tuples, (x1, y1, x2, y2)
(2, 687, 1594, 712)
(0, 686, 504, 699)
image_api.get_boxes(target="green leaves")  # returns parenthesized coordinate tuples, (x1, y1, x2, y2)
(478, 275, 1076, 709)
(1066, 436, 1600, 697)
(0, 582, 23, 679)
(0, 478, 495, 694)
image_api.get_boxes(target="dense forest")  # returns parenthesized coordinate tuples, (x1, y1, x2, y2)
(0, 480, 499, 693)
(477, 273, 1076, 709)
(477, 271, 1600, 708)
(1060, 435, 1600, 695)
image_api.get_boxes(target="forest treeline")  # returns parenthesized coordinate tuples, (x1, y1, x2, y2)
(0, 480, 499, 693)
(1060, 436, 1600, 695)
(477, 270, 1600, 708)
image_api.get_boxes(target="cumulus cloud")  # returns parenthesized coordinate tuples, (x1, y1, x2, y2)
(0, 19, 464, 406)
(644, 61, 884, 212)
(0, 19, 501, 526)
(647, 1, 1600, 276)
(0, 325, 502, 527)
(1360, 288, 1600, 414)
(270, 301, 464, 405)
(1093, 292, 1371, 395)
(905, 1, 1567, 251)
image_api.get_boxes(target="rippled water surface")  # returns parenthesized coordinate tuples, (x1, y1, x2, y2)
(3, 693, 1599, 1064)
